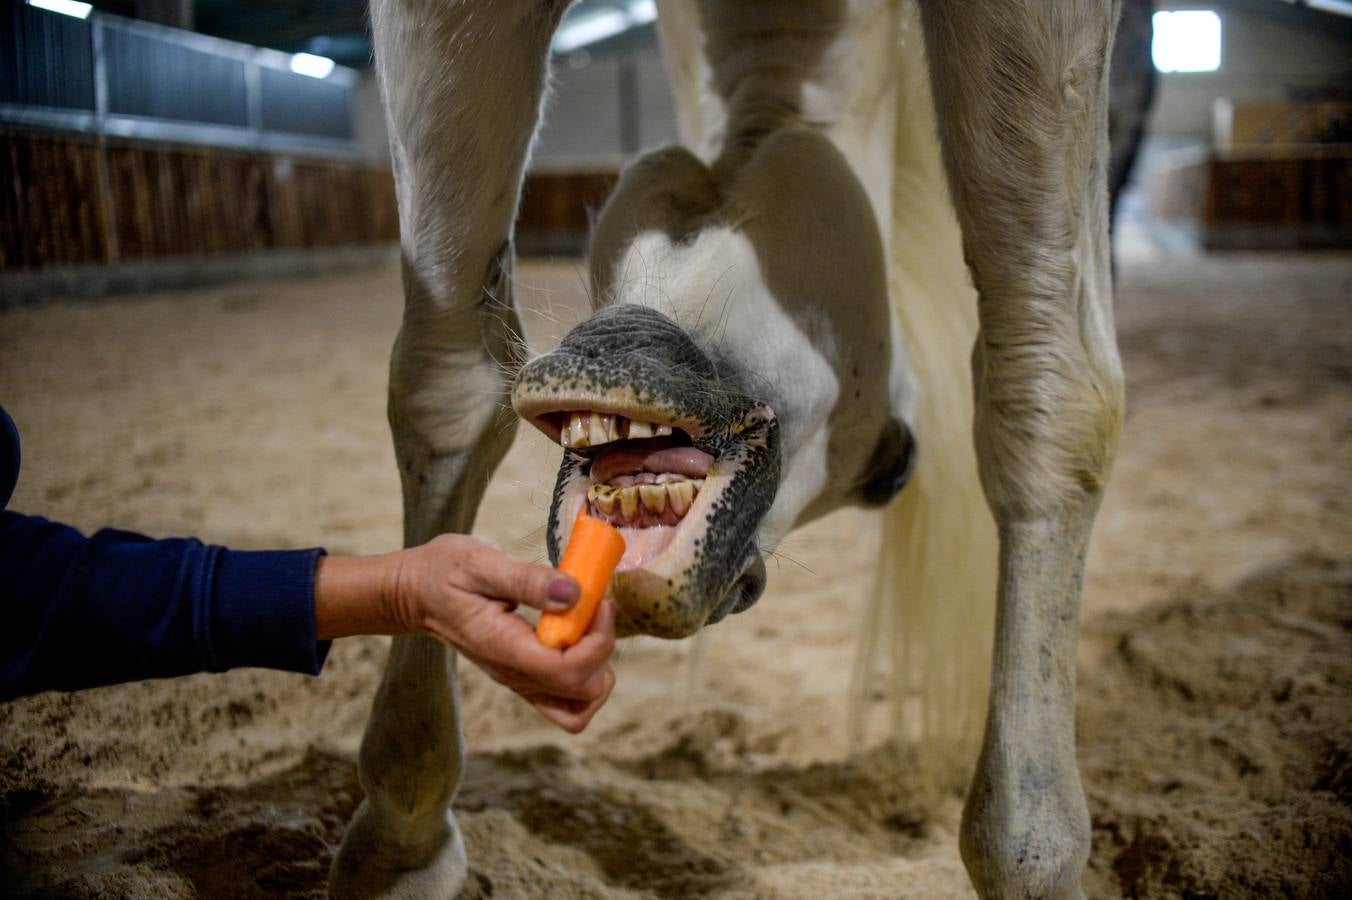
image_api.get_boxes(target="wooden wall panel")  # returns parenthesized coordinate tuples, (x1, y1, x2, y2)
(260, 157, 401, 250)
(0, 129, 109, 269)
(1206, 154, 1352, 227)
(357, 168, 399, 244)
(1201, 152, 1352, 249)
(1206, 157, 1304, 225)
(1312, 156, 1352, 228)
(1, 128, 618, 271)
(1, 128, 398, 271)
(517, 171, 618, 236)
(291, 160, 355, 249)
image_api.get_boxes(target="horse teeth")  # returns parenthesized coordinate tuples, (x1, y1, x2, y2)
(588, 413, 609, 446)
(568, 413, 588, 447)
(590, 486, 617, 515)
(639, 484, 666, 514)
(668, 480, 693, 516)
(619, 486, 640, 519)
(591, 477, 703, 522)
(558, 411, 683, 450)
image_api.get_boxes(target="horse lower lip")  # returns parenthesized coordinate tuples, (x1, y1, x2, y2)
(613, 524, 680, 571)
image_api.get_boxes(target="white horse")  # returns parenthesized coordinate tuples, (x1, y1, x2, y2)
(332, 1, 1124, 897)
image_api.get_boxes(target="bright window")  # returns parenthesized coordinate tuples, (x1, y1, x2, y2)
(28, 0, 92, 19)
(1152, 10, 1222, 73)
(290, 53, 336, 80)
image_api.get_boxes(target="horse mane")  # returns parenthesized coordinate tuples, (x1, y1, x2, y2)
(848, 4, 998, 796)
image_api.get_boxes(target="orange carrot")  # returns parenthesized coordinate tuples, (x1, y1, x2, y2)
(536, 511, 626, 649)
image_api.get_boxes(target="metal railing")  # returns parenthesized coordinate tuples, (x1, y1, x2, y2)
(0, 2, 360, 158)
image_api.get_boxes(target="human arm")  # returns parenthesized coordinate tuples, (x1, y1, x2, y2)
(0, 511, 328, 701)
(314, 537, 616, 733)
(1, 406, 614, 726)
(1, 518, 615, 731)
(3, 406, 329, 699)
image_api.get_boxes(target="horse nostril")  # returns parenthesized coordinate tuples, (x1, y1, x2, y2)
(731, 555, 768, 614)
(703, 555, 768, 627)
(856, 417, 917, 507)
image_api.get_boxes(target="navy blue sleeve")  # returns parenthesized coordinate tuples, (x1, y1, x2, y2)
(0, 515, 331, 701)
(0, 404, 17, 512)
(0, 407, 331, 701)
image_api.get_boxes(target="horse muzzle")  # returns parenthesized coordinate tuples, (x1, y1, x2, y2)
(513, 305, 781, 637)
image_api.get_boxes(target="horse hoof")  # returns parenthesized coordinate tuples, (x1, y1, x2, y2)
(329, 799, 468, 899)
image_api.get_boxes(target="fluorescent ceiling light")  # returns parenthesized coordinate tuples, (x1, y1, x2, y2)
(628, 0, 657, 25)
(290, 52, 335, 79)
(1152, 10, 1222, 73)
(28, 0, 93, 19)
(1307, 0, 1352, 17)
(553, 1, 657, 54)
(554, 10, 629, 53)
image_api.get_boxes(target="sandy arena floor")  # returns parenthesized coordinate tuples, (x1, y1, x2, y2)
(1, 252, 1349, 898)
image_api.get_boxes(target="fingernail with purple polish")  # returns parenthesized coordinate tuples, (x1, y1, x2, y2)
(547, 577, 579, 609)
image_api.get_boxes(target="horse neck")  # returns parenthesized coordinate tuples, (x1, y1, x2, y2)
(657, 0, 903, 243)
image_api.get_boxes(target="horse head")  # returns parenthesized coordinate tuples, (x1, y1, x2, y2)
(514, 131, 915, 637)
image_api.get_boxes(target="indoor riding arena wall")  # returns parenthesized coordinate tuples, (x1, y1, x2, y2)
(0, 128, 399, 272)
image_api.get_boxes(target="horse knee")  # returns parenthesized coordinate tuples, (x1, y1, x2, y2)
(389, 343, 506, 455)
(971, 310, 1123, 523)
(389, 240, 524, 460)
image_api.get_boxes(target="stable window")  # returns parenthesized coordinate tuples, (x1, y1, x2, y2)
(1152, 10, 1223, 73)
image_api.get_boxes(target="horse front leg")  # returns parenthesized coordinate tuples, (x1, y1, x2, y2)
(917, 2, 1124, 897)
(329, 2, 564, 897)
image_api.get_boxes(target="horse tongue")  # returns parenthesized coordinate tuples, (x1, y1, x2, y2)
(591, 445, 714, 484)
(641, 446, 714, 477)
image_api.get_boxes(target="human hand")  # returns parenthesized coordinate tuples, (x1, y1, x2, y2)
(395, 535, 617, 732)
(315, 536, 617, 733)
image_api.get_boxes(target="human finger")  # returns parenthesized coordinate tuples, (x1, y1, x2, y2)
(528, 666, 616, 733)
(557, 599, 617, 676)
(462, 606, 609, 701)
(462, 544, 579, 612)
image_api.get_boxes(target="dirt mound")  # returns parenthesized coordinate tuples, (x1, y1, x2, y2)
(455, 714, 931, 899)
(4, 559, 1347, 898)
(0, 749, 359, 899)
(0, 714, 940, 899)
(1082, 556, 1352, 898)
